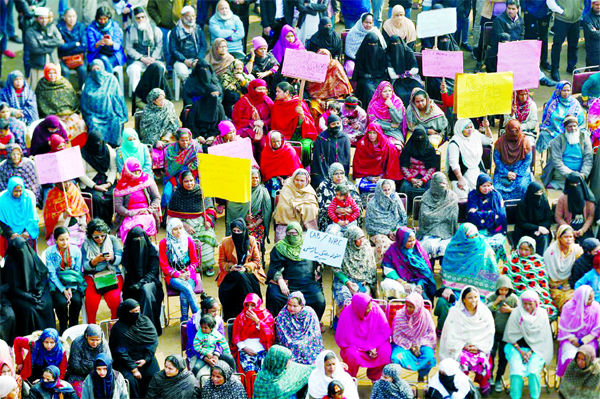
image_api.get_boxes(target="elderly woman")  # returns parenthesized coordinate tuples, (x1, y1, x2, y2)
(0, 176, 39, 257)
(253, 345, 314, 399)
(353, 123, 402, 189)
(244, 37, 279, 92)
(371, 364, 415, 399)
(316, 163, 362, 232)
(200, 361, 247, 399)
(427, 358, 477, 399)
(66, 325, 110, 397)
(308, 350, 359, 399)
(367, 81, 406, 148)
(335, 293, 391, 381)
(440, 286, 495, 397)
(114, 158, 161, 242)
(544, 225, 583, 311)
(382, 5, 416, 47)
(275, 292, 324, 365)
(116, 128, 153, 176)
(139, 88, 179, 167)
(406, 88, 448, 148)
(0, 148, 38, 208)
(81, 60, 128, 147)
(163, 128, 202, 207)
(504, 90, 538, 138)
(266, 222, 325, 319)
(559, 345, 600, 399)
(43, 180, 90, 247)
(146, 355, 197, 399)
(399, 126, 437, 212)
(260, 131, 303, 187)
(344, 13, 386, 77)
(556, 285, 600, 377)
(205, 38, 235, 79)
(0, 70, 38, 125)
(381, 227, 435, 300)
(556, 173, 596, 242)
(365, 179, 407, 263)
(274, 169, 319, 241)
(514, 182, 553, 255)
(30, 115, 69, 156)
(493, 120, 533, 200)
(80, 354, 128, 399)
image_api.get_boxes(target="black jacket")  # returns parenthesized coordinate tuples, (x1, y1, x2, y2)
(260, 0, 295, 28)
(489, 11, 525, 57)
(583, 11, 600, 65)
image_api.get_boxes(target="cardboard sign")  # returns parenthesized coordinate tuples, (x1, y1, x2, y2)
(300, 230, 348, 268)
(197, 154, 252, 203)
(34, 146, 85, 185)
(281, 49, 330, 83)
(454, 72, 514, 119)
(417, 8, 457, 38)
(422, 49, 464, 79)
(497, 40, 542, 90)
(207, 137, 258, 167)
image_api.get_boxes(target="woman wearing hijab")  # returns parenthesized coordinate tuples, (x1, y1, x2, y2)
(139, 88, 179, 160)
(266, 223, 325, 319)
(273, 169, 319, 240)
(306, 17, 342, 56)
(559, 344, 600, 399)
(30, 115, 69, 156)
(514, 182, 553, 255)
(353, 32, 388, 110)
(353, 122, 402, 185)
(0, 358, 22, 399)
(43, 181, 90, 247)
(382, 5, 416, 48)
(205, 38, 235, 77)
(1, 238, 54, 337)
(133, 63, 174, 108)
(311, 114, 352, 187)
(306, 49, 353, 102)
(387, 35, 422, 107)
(260, 131, 303, 185)
(109, 299, 159, 398)
(493, 120, 533, 200)
(308, 351, 359, 399)
(29, 365, 76, 399)
(0, 71, 38, 125)
(344, 13, 386, 76)
(556, 172, 596, 242)
(399, 126, 437, 211)
(81, 354, 128, 399)
(570, 237, 600, 289)
(253, 345, 314, 399)
(116, 128, 153, 176)
(335, 293, 391, 381)
(0, 176, 39, 257)
(0, 144, 40, 207)
(371, 364, 414, 399)
(316, 163, 362, 232)
(365, 179, 407, 263)
(185, 84, 227, 144)
(159, 218, 201, 323)
(537, 81, 586, 152)
(182, 58, 221, 106)
(244, 36, 280, 91)
(272, 25, 306, 65)
(406, 88, 447, 148)
(146, 355, 197, 399)
(503, 90, 538, 138)
(440, 286, 495, 396)
(14, 328, 67, 382)
(556, 285, 600, 377)
(113, 158, 160, 242)
(427, 358, 476, 399)
(417, 172, 459, 258)
(163, 128, 202, 205)
(200, 360, 246, 399)
(66, 325, 110, 397)
(275, 291, 324, 365)
(503, 290, 554, 399)
(367, 81, 406, 147)
(217, 218, 265, 320)
(381, 227, 435, 300)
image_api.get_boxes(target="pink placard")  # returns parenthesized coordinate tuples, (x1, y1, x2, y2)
(497, 40, 542, 90)
(207, 137, 258, 167)
(34, 146, 85, 185)
(422, 49, 464, 79)
(281, 49, 330, 83)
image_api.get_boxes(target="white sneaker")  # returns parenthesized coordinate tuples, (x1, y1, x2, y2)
(495, 379, 503, 392)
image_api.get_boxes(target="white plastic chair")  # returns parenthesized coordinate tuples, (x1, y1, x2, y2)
(113, 65, 125, 96)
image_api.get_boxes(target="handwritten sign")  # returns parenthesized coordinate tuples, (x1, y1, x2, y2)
(207, 137, 258, 167)
(417, 8, 457, 38)
(300, 230, 348, 268)
(454, 72, 514, 119)
(34, 146, 85, 185)
(422, 49, 464, 79)
(197, 154, 251, 203)
(497, 40, 542, 90)
(281, 49, 330, 83)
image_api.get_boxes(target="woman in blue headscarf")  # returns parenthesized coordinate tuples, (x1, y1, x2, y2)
(14, 328, 68, 383)
(0, 70, 39, 125)
(30, 365, 77, 399)
(81, 354, 128, 399)
(0, 176, 39, 256)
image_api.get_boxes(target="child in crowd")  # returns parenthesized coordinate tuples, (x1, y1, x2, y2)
(324, 380, 346, 399)
(574, 254, 600, 303)
(191, 313, 232, 377)
(319, 101, 342, 133)
(326, 185, 361, 236)
(341, 96, 367, 144)
(0, 118, 15, 158)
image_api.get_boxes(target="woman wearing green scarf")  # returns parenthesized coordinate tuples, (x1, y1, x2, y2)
(265, 222, 326, 320)
(253, 345, 314, 399)
(116, 128, 153, 177)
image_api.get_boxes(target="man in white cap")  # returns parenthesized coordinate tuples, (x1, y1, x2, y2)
(147, 0, 193, 69)
(0, 375, 17, 399)
(169, 5, 207, 83)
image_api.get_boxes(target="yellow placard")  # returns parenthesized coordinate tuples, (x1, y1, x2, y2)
(197, 153, 251, 203)
(455, 72, 514, 119)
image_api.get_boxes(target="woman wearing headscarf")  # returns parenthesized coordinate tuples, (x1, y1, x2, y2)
(440, 286, 495, 396)
(406, 88, 447, 148)
(146, 355, 197, 399)
(544, 224, 583, 311)
(311, 114, 352, 187)
(133, 63, 174, 109)
(503, 90, 538, 138)
(353, 122, 402, 186)
(139, 88, 179, 164)
(273, 169, 319, 241)
(163, 128, 202, 206)
(569, 237, 600, 289)
(159, 218, 201, 323)
(0, 357, 22, 399)
(260, 131, 303, 185)
(387, 35, 422, 107)
(205, 38, 235, 77)
(220, 60, 252, 98)
(556, 172, 596, 242)
(503, 290, 554, 399)
(66, 325, 110, 397)
(537, 81, 586, 152)
(0, 144, 40, 207)
(427, 358, 477, 399)
(116, 128, 153, 176)
(556, 285, 600, 377)
(182, 58, 221, 106)
(383, 6, 416, 48)
(14, 328, 68, 382)
(514, 181, 553, 255)
(43, 180, 90, 247)
(559, 344, 600, 399)
(0, 176, 39, 257)
(0, 71, 38, 125)
(266, 223, 325, 319)
(316, 163, 362, 232)
(344, 13, 386, 77)
(80, 354, 128, 399)
(353, 32, 388, 110)
(381, 227, 435, 300)
(185, 83, 228, 142)
(200, 360, 246, 399)
(371, 364, 414, 399)
(109, 299, 159, 398)
(30, 115, 69, 156)
(1, 238, 54, 337)
(29, 365, 76, 399)
(306, 17, 342, 56)
(272, 25, 306, 65)
(399, 126, 437, 212)
(493, 120, 533, 200)
(367, 81, 406, 147)
(253, 345, 314, 399)
(275, 291, 324, 365)
(81, 60, 128, 147)
(417, 172, 459, 258)
(306, 49, 353, 102)
(335, 293, 391, 381)
(121, 227, 163, 335)
(217, 219, 265, 320)
(114, 158, 160, 242)
(308, 350, 359, 399)
(244, 37, 280, 92)
(365, 179, 407, 263)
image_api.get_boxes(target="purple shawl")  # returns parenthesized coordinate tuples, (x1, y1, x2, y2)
(558, 285, 600, 338)
(30, 115, 69, 156)
(272, 25, 306, 64)
(382, 226, 434, 283)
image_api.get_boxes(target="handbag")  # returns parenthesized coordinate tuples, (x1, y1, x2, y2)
(62, 53, 84, 70)
(93, 270, 119, 294)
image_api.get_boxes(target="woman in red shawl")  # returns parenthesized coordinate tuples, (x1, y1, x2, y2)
(232, 79, 273, 162)
(231, 293, 275, 392)
(260, 131, 303, 182)
(353, 122, 402, 184)
(49, 134, 67, 152)
(43, 181, 90, 247)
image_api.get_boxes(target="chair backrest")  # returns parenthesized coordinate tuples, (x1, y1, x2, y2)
(398, 192, 408, 213)
(505, 199, 520, 225)
(181, 321, 188, 356)
(225, 318, 235, 344)
(134, 110, 143, 132)
(572, 69, 599, 95)
(99, 319, 118, 339)
(531, 144, 536, 172)
(341, 29, 349, 58)
(81, 192, 93, 219)
(482, 145, 492, 172)
(412, 196, 423, 230)
(373, 298, 388, 316)
(458, 200, 468, 223)
(387, 299, 405, 327)
(435, 150, 442, 171)
(61, 324, 89, 345)
(414, 52, 423, 74)
(483, 22, 494, 48)
(288, 141, 303, 161)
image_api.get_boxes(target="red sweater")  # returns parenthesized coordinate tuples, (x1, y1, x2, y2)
(159, 237, 200, 286)
(328, 196, 360, 224)
(14, 337, 67, 382)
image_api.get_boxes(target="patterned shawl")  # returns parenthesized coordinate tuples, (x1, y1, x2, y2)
(205, 38, 235, 76)
(365, 179, 407, 236)
(43, 182, 90, 239)
(253, 345, 314, 399)
(140, 88, 180, 146)
(392, 293, 436, 350)
(512, 89, 533, 123)
(0, 70, 39, 124)
(560, 345, 600, 399)
(340, 225, 377, 286)
(200, 361, 246, 399)
(165, 129, 202, 180)
(540, 81, 584, 135)
(306, 49, 352, 100)
(371, 364, 415, 399)
(382, 226, 434, 284)
(0, 147, 42, 207)
(417, 172, 458, 240)
(406, 87, 446, 131)
(344, 14, 386, 60)
(35, 64, 79, 117)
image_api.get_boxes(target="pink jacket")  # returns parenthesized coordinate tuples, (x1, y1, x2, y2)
(159, 237, 199, 285)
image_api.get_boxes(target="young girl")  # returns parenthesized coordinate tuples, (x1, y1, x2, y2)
(324, 380, 346, 399)
(319, 102, 342, 133)
(191, 314, 233, 377)
(326, 185, 361, 236)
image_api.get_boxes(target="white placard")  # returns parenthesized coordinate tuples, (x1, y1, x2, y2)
(300, 230, 348, 268)
(417, 8, 457, 38)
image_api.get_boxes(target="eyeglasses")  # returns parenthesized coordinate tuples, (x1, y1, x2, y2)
(92, 234, 107, 240)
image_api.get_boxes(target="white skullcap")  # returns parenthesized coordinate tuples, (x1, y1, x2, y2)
(181, 6, 195, 16)
(34, 7, 51, 17)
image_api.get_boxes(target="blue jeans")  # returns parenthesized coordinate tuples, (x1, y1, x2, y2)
(60, 61, 88, 89)
(371, 0, 385, 27)
(169, 277, 200, 321)
(455, 16, 469, 44)
(7, 0, 15, 38)
(98, 54, 119, 73)
(159, 27, 172, 69)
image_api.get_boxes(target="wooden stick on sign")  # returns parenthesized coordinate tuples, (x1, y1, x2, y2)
(297, 79, 307, 106)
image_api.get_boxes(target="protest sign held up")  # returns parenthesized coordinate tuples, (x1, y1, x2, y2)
(207, 137, 258, 167)
(454, 72, 514, 119)
(422, 49, 464, 79)
(197, 153, 252, 203)
(300, 230, 348, 268)
(417, 8, 457, 38)
(34, 146, 86, 185)
(497, 40, 542, 90)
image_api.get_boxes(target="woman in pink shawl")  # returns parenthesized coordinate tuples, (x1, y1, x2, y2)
(367, 81, 406, 148)
(391, 293, 437, 381)
(556, 285, 600, 377)
(334, 292, 392, 381)
(272, 25, 305, 64)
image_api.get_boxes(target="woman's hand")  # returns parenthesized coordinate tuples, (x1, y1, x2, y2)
(16, 364, 23, 373)
(132, 368, 142, 379)
(520, 350, 531, 364)
(278, 279, 290, 296)
(384, 99, 395, 108)
(135, 359, 146, 368)
(507, 171, 517, 181)
(206, 137, 216, 145)
(183, 223, 195, 235)
(156, 140, 166, 149)
(457, 177, 468, 191)
(180, 270, 190, 280)
(442, 288, 454, 301)
(499, 303, 513, 314)
(63, 288, 72, 303)
(568, 337, 581, 347)
(13, 109, 23, 118)
(538, 226, 550, 235)
(92, 253, 105, 266)
(137, 209, 150, 215)
(245, 309, 260, 324)
(257, 71, 271, 79)
(367, 348, 378, 359)
(346, 281, 359, 295)
(411, 345, 421, 357)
